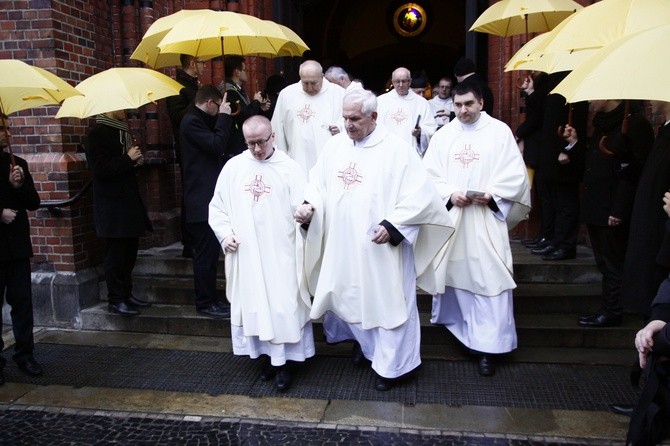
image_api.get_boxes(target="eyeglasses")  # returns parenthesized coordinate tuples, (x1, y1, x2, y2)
(245, 133, 272, 149)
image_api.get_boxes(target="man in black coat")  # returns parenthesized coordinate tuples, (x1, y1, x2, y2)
(0, 115, 43, 380)
(564, 100, 654, 327)
(621, 100, 670, 317)
(180, 85, 233, 319)
(531, 71, 588, 261)
(166, 54, 204, 259)
(218, 56, 270, 155)
(86, 110, 153, 317)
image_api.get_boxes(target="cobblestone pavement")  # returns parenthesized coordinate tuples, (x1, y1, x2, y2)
(0, 407, 595, 446)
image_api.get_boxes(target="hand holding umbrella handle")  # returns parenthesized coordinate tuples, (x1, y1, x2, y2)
(517, 74, 530, 90)
(0, 113, 15, 168)
(557, 104, 574, 138)
(599, 101, 630, 157)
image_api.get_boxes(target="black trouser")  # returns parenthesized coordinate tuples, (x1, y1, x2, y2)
(190, 221, 222, 309)
(104, 237, 139, 305)
(547, 181, 580, 251)
(535, 178, 555, 239)
(588, 224, 628, 313)
(0, 258, 35, 365)
(178, 161, 194, 252)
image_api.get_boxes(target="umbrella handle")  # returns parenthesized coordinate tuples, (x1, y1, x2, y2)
(556, 105, 574, 138)
(599, 101, 631, 157)
(0, 113, 15, 168)
(230, 102, 241, 117)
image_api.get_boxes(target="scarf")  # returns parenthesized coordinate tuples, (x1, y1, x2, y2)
(96, 114, 133, 153)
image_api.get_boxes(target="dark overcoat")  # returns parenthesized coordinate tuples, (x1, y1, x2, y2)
(85, 123, 152, 238)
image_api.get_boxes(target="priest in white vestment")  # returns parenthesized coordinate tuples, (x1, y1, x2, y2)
(429, 77, 455, 128)
(271, 60, 345, 175)
(294, 89, 454, 391)
(209, 116, 314, 392)
(423, 82, 531, 377)
(377, 67, 436, 157)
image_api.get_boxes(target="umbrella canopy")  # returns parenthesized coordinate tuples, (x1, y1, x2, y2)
(130, 9, 219, 69)
(551, 23, 670, 103)
(0, 59, 81, 165)
(527, 0, 670, 61)
(503, 16, 593, 73)
(156, 10, 309, 60)
(470, 0, 582, 38)
(0, 59, 81, 115)
(56, 67, 183, 119)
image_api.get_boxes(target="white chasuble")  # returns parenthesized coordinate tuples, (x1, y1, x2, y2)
(377, 89, 437, 155)
(209, 150, 313, 349)
(270, 79, 345, 175)
(304, 125, 454, 330)
(424, 112, 531, 297)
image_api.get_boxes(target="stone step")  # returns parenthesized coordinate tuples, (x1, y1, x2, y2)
(132, 242, 601, 284)
(116, 276, 602, 315)
(80, 303, 641, 351)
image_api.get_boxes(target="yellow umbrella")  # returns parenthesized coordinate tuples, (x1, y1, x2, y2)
(551, 23, 670, 103)
(503, 17, 593, 73)
(523, 0, 670, 70)
(470, 0, 582, 38)
(56, 67, 183, 119)
(0, 59, 81, 165)
(0, 59, 81, 115)
(130, 9, 219, 69)
(156, 10, 308, 60)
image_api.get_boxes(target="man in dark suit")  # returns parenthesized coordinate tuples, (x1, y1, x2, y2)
(563, 100, 653, 327)
(86, 110, 153, 317)
(166, 54, 204, 259)
(530, 72, 588, 261)
(180, 85, 233, 319)
(0, 115, 44, 380)
(218, 55, 271, 155)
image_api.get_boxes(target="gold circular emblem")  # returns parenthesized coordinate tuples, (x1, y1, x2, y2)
(393, 3, 427, 38)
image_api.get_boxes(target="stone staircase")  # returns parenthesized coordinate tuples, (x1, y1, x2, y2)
(79, 242, 642, 365)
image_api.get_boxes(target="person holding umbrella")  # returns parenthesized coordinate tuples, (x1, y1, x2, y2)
(180, 85, 233, 319)
(0, 114, 44, 381)
(86, 109, 154, 317)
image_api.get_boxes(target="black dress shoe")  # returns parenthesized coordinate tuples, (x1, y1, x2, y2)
(260, 358, 276, 381)
(374, 373, 395, 391)
(531, 244, 556, 255)
(611, 404, 634, 417)
(542, 248, 576, 261)
(477, 355, 495, 376)
(16, 358, 43, 377)
(526, 237, 551, 249)
(275, 366, 291, 391)
(108, 302, 140, 317)
(127, 295, 151, 308)
(578, 310, 622, 327)
(196, 303, 230, 319)
(522, 236, 543, 246)
(351, 342, 369, 366)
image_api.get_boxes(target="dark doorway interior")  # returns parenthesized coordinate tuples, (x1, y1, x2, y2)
(294, 0, 467, 94)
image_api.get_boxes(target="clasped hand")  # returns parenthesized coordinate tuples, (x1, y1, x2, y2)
(223, 235, 240, 252)
(294, 203, 314, 224)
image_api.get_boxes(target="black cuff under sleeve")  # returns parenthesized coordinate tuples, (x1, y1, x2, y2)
(379, 220, 404, 246)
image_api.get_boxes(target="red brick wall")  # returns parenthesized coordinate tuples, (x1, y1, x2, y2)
(1, 0, 276, 272)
